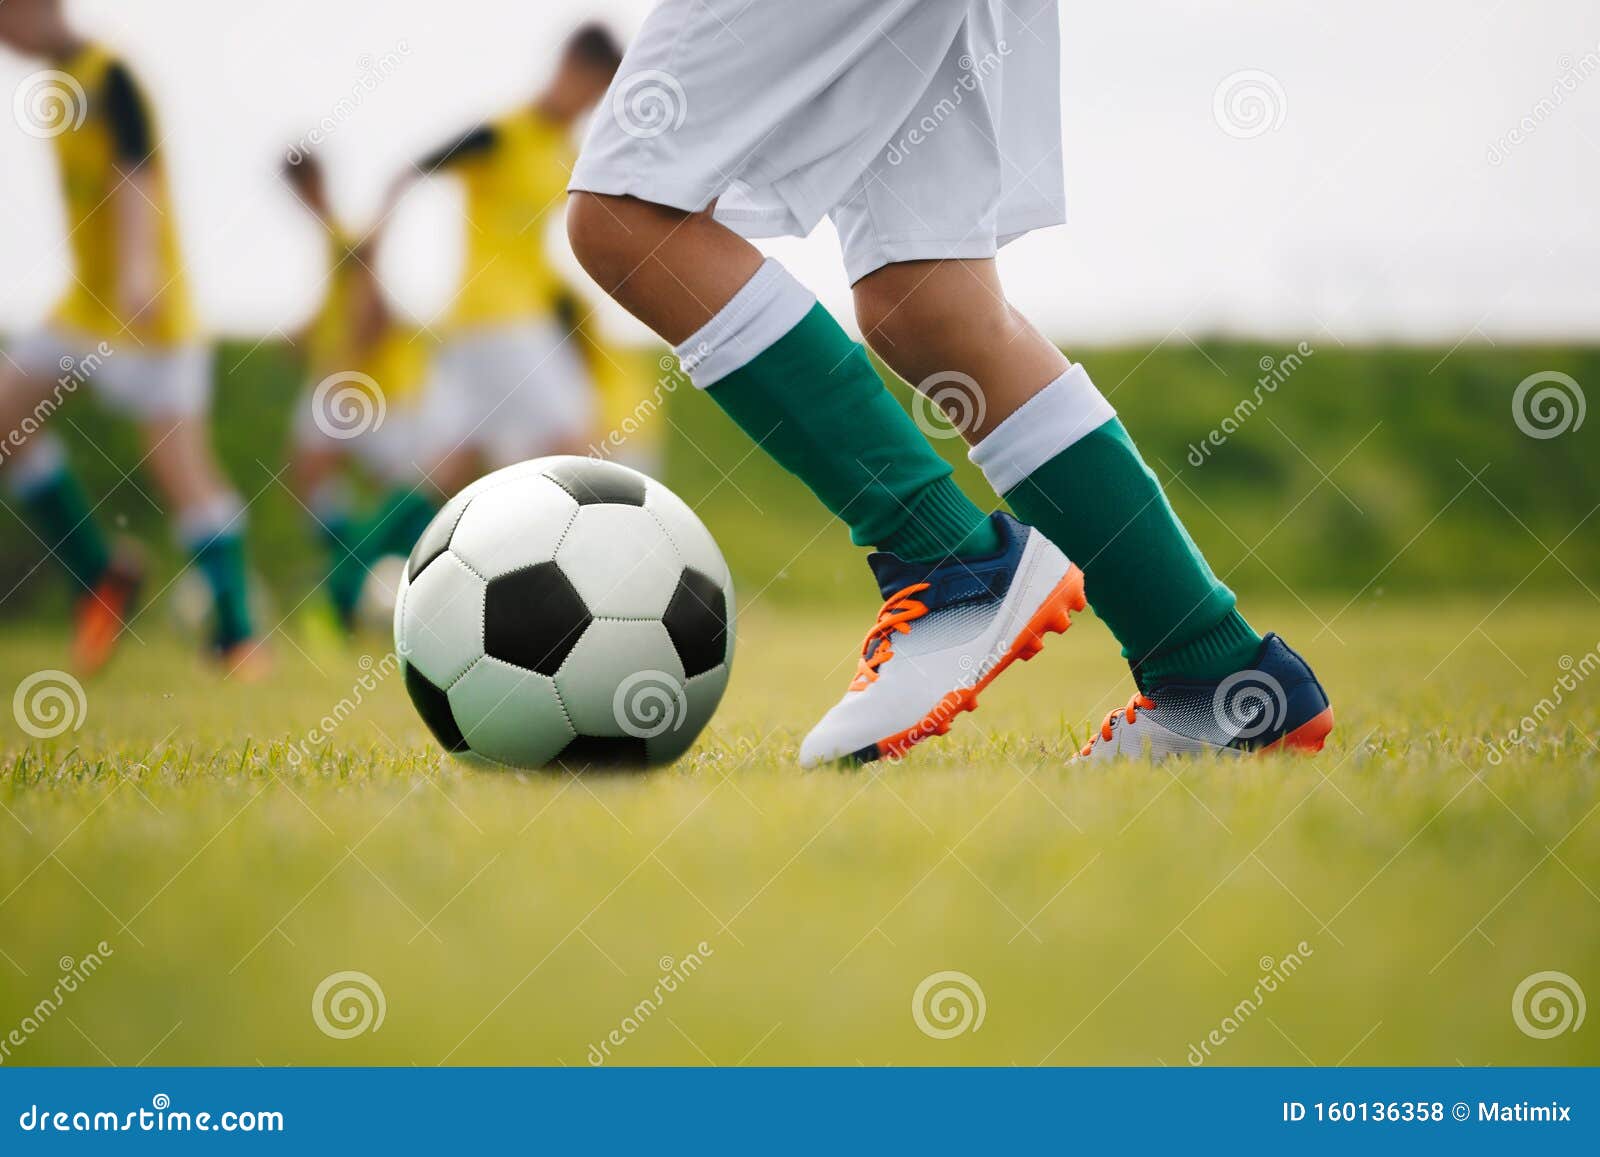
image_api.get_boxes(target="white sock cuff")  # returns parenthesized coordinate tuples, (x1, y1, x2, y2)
(177, 492, 245, 548)
(969, 363, 1116, 494)
(4, 433, 69, 497)
(674, 258, 816, 389)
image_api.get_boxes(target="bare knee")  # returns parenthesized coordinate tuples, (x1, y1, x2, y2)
(567, 192, 678, 296)
(853, 264, 1016, 375)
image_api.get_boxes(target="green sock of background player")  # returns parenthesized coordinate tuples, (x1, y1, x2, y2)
(9, 446, 112, 594)
(178, 497, 254, 651)
(327, 487, 439, 625)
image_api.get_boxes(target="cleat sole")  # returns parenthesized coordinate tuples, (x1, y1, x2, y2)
(1260, 706, 1335, 754)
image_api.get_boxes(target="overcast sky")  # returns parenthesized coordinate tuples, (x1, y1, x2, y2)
(1, 0, 1597, 346)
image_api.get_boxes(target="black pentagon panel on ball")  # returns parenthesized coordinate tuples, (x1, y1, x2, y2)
(553, 734, 650, 772)
(407, 491, 472, 581)
(484, 561, 592, 676)
(542, 458, 647, 506)
(403, 663, 470, 753)
(662, 567, 728, 678)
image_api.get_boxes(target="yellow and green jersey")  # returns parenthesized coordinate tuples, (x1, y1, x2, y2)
(49, 43, 196, 345)
(305, 230, 431, 403)
(417, 108, 573, 330)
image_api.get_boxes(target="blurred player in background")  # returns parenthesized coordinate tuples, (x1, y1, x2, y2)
(0, 0, 263, 675)
(382, 23, 623, 493)
(281, 150, 436, 635)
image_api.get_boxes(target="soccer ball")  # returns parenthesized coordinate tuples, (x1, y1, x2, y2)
(394, 456, 734, 770)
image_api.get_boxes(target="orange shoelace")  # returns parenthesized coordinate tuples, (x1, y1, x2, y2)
(1080, 691, 1155, 756)
(849, 582, 931, 690)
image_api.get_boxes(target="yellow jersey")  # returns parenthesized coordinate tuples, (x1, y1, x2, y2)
(49, 44, 196, 345)
(305, 230, 431, 404)
(421, 108, 573, 330)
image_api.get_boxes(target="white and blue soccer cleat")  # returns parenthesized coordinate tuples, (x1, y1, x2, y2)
(799, 513, 1085, 767)
(1074, 634, 1333, 762)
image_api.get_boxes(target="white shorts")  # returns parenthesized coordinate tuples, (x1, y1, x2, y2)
(416, 320, 596, 468)
(290, 379, 423, 485)
(569, 0, 1064, 284)
(6, 326, 211, 420)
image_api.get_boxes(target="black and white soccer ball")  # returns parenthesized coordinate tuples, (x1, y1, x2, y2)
(394, 457, 734, 770)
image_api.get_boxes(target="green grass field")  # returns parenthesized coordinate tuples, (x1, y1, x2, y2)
(3, 339, 1596, 1065)
(3, 597, 1598, 1067)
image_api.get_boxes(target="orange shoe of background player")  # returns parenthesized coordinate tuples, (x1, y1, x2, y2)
(216, 637, 274, 683)
(70, 546, 145, 676)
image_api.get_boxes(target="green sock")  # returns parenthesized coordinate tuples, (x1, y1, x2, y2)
(699, 301, 998, 563)
(191, 530, 254, 651)
(1001, 417, 1261, 686)
(318, 512, 362, 625)
(370, 488, 439, 557)
(328, 488, 438, 623)
(318, 508, 355, 554)
(14, 462, 110, 593)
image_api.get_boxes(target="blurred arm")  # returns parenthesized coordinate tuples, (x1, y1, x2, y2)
(375, 122, 499, 230)
(106, 63, 163, 332)
(347, 240, 392, 355)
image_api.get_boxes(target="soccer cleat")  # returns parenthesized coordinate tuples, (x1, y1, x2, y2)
(70, 545, 144, 676)
(1076, 633, 1333, 762)
(799, 513, 1085, 767)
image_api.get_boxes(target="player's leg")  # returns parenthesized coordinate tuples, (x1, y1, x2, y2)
(568, 0, 1110, 764)
(101, 346, 264, 670)
(353, 348, 443, 562)
(570, 194, 1099, 768)
(0, 338, 140, 673)
(1, 356, 113, 592)
(566, 0, 1004, 563)
(139, 414, 258, 663)
(329, 472, 440, 627)
(568, 196, 1000, 566)
(287, 405, 365, 629)
(855, 259, 1332, 759)
(810, 0, 1325, 761)
(856, 257, 1254, 676)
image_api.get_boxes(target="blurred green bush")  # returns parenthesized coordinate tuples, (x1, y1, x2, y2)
(2, 340, 1595, 616)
